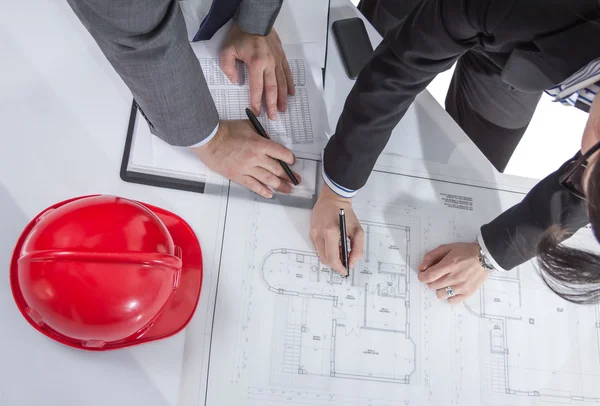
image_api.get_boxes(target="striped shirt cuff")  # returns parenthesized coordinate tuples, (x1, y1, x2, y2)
(187, 122, 220, 148)
(476, 232, 508, 272)
(321, 164, 357, 198)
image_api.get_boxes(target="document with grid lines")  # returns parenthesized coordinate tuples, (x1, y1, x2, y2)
(125, 44, 328, 197)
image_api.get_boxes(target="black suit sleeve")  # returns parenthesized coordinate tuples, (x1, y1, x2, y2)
(481, 160, 589, 270)
(323, 0, 480, 190)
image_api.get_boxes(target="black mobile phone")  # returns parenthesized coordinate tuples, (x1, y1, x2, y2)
(332, 17, 373, 80)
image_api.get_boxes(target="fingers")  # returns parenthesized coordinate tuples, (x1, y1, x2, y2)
(435, 285, 467, 304)
(259, 156, 286, 178)
(238, 175, 272, 199)
(282, 58, 295, 96)
(348, 226, 365, 268)
(262, 140, 296, 165)
(427, 272, 461, 291)
(324, 229, 348, 276)
(291, 171, 302, 185)
(418, 260, 452, 285)
(257, 156, 302, 185)
(264, 68, 278, 120)
(250, 167, 291, 194)
(248, 63, 265, 115)
(275, 64, 288, 112)
(419, 244, 452, 271)
(434, 279, 483, 303)
(435, 286, 467, 304)
(220, 47, 239, 84)
(435, 286, 456, 300)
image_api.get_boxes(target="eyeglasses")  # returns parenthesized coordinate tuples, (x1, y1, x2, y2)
(559, 142, 600, 200)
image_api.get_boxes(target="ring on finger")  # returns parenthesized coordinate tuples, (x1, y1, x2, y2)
(445, 286, 456, 298)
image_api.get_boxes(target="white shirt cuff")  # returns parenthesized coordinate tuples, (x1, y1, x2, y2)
(476, 232, 508, 272)
(187, 122, 220, 148)
(321, 162, 357, 198)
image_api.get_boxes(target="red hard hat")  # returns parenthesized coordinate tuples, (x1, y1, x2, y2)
(10, 195, 202, 351)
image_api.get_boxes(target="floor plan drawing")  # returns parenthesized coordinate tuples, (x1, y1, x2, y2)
(464, 262, 600, 404)
(205, 162, 600, 406)
(261, 222, 416, 387)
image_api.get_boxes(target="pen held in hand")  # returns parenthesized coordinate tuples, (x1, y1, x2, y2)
(245, 108, 299, 186)
(339, 208, 349, 278)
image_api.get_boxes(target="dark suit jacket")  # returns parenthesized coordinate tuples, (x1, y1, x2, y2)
(324, 0, 600, 269)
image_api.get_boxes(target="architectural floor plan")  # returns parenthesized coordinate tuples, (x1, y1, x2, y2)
(203, 160, 600, 406)
(464, 258, 600, 404)
(262, 222, 415, 387)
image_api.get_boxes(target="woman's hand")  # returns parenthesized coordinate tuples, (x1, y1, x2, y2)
(418, 242, 489, 304)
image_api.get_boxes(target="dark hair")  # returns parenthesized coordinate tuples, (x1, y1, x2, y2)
(537, 161, 600, 304)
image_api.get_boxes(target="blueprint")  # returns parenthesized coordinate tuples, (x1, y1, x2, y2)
(203, 159, 600, 405)
(460, 226, 600, 405)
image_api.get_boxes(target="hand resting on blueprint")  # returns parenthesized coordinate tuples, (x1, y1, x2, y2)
(192, 119, 301, 198)
(418, 243, 489, 304)
(221, 26, 295, 120)
(310, 185, 364, 277)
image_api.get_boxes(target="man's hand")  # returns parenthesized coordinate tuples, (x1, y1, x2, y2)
(192, 120, 300, 198)
(310, 186, 364, 276)
(220, 25, 295, 120)
(417, 242, 489, 304)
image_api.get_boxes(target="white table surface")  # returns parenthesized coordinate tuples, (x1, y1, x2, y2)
(0, 1, 496, 405)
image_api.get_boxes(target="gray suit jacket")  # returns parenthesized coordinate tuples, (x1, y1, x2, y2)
(67, 0, 283, 146)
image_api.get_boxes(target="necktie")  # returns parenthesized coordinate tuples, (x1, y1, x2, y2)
(193, 0, 244, 42)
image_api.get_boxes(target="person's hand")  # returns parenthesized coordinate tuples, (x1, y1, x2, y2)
(220, 25, 295, 120)
(310, 185, 364, 276)
(192, 120, 300, 198)
(417, 242, 489, 304)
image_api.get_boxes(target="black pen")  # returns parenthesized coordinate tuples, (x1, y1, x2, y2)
(339, 208, 349, 278)
(245, 108, 299, 186)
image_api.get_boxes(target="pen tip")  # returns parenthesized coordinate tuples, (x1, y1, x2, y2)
(340, 208, 345, 215)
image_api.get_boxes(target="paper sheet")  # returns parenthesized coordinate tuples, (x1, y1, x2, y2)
(128, 44, 329, 197)
(202, 159, 600, 405)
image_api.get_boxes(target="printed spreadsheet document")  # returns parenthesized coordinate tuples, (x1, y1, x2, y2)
(126, 44, 328, 198)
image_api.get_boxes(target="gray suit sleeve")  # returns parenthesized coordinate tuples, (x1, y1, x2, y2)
(66, 0, 219, 147)
(235, 0, 283, 35)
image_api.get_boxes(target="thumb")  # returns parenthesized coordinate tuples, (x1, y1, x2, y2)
(220, 47, 239, 84)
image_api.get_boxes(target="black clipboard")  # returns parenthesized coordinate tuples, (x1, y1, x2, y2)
(120, 100, 207, 194)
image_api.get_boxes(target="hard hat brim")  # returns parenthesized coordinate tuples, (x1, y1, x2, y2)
(10, 196, 203, 351)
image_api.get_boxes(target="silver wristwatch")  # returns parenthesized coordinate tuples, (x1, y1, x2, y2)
(477, 242, 496, 272)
